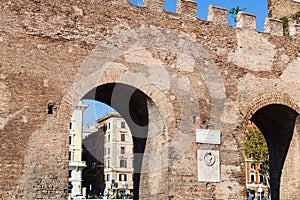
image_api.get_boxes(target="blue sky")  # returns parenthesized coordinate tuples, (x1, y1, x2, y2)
(130, 0, 268, 31)
(82, 100, 114, 126)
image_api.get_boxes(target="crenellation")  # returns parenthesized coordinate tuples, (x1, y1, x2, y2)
(264, 18, 283, 36)
(289, 19, 300, 35)
(207, 5, 228, 25)
(236, 12, 257, 30)
(176, 0, 197, 19)
(144, 0, 164, 12)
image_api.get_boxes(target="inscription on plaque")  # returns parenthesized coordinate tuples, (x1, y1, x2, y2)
(196, 129, 221, 144)
(198, 150, 220, 182)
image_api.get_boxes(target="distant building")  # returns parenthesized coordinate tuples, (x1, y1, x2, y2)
(69, 101, 88, 197)
(245, 122, 270, 199)
(245, 158, 270, 199)
(82, 125, 99, 139)
(97, 112, 134, 197)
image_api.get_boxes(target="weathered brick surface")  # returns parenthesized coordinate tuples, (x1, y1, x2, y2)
(0, 0, 299, 199)
(268, 0, 300, 18)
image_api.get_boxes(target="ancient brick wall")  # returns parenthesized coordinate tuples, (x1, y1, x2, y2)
(0, 0, 299, 199)
(268, 0, 300, 18)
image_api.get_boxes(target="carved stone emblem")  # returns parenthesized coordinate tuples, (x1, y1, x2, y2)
(204, 152, 215, 166)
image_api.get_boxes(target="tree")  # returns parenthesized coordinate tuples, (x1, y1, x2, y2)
(228, 6, 246, 22)
(245, 125, 270, 188)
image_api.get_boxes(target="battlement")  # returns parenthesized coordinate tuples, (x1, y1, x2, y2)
(176, 0, 197, 19)
(109, 0, 300, 36)
(207, 5, 228, 24)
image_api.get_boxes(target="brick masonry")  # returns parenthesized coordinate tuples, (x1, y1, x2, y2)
(268, 0, 300, 18)
(0, 0, 299, 199)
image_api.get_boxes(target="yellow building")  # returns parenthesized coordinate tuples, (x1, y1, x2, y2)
(97, 112, 134, 198)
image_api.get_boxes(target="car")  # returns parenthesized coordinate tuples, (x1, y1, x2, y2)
(72, 194, 85, 200)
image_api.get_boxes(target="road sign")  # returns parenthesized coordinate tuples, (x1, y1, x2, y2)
(111, 179, 115, 184)
(125, 183, 128, 189)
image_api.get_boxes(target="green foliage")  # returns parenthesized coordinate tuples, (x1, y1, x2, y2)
(228, 6, 246, 22)
(245, 126, 270, 186)
(280, 16, 289, 36)
(280, 11, 300, 36)
(245, 126, 269, 164)
(291, 11, 300, 22)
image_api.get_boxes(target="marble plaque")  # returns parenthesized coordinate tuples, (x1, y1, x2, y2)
(198, 150, 220, 182)
(196, 129, 221, 144)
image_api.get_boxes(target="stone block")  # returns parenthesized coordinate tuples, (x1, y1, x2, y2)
(289, 19, 300, 36)
(207, 5, 228, 25)
(236, 11, 256, 30)
(144, 0, 164, 12)
(264, 18, 283, 36)
(176, 0, 197, 19)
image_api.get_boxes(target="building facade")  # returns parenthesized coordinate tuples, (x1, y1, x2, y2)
(97, 112, 134, 198)
(68, 101, 88, 197)
(245, 122, 270, 199)
(245, 158, 270, 199)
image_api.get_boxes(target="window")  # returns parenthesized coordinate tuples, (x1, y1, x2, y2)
(107, 174, 110, 181)
(108, 135, 110, 142)
(260, 174, 264, 183)
(250, 163, 255, 169)
(250, 174, 255, 183)
(121, 134, 125, 142)
(121, 147, 125, 154)
(69, 136, 72, 145)
(119, 174, 127, 181)
(120, 159, 127, 168)
(69, 151, 72, 160)
(108, 122, 110, 129)
(107, 147, 110, 155)
(92, 162, 96, 169)
(69, 122, 72, 129)
(107, 160, 110, 167)
(121, 121, 126, 128)
(259, 163, 264, 170)
(47, 103, 54, 115)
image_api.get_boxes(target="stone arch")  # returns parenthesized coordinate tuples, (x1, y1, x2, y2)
(61, 74, 179, 200)
(240, 93, 300, 200)
(17, 25, 227, 199)
(58, 26, 226, 199)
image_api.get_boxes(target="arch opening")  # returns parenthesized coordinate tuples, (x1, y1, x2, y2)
(250, 104, 299, 200)
(80, 82, 152, 200)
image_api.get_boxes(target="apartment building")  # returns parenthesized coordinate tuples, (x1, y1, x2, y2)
(97, 112, 134, 197)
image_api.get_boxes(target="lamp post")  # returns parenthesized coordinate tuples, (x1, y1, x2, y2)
(258, 185, 263, 200)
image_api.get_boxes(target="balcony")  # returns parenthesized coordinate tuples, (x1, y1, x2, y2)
(69, 160, 87, 168)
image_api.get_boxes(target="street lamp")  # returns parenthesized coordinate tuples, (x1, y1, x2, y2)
(258, 185, 263, 200)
